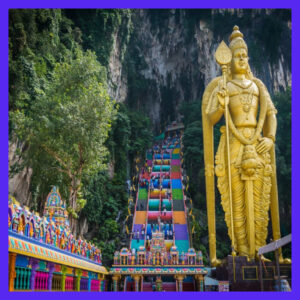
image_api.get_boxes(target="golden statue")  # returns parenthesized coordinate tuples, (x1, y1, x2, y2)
(202, 25, 290, 265)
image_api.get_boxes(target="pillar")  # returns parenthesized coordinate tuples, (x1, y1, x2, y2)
(29, 258, 39, 291)
(8, 253, 17, 291)
(61, 266, 67, 291)
(47, 262, 55, 291)
(112, 275, 121, 292)
(175, 275, 185, 292)
(133, 275, 141, 292)
(195, 274, 204, 291)
(88, 271, 92, 291)
(98, 274, 104, 291)
(75, 269, 82, 291)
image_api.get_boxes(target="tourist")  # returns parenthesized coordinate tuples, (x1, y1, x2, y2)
(167, 189, 171, 199)
(145, 180, 149, 191)
(163, 204, 167, 216)
(150, 181, 154, 192)
(137, 231, 140, 242)
(141, 224, 145, 238)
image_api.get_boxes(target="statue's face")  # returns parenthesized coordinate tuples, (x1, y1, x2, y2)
(232, 48, 249, 74)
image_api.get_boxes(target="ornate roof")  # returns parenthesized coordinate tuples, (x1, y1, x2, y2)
(44, 186, 69, 225)
(45, 186, 64, 208)
(9, 189, 103, 268)
(9, 233, 107, 274)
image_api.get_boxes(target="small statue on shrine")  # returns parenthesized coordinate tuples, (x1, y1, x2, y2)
(155, 252, 160, 265)
(29, 222, 34, 238)
(114, 251, 119, 265)
(8, 214, 11, 229)
(18, 216, 25, 235)
(45, 230, 51, 244)
(131, 253, 135, 265)
(148, 252, 153, 265)
(12, 215, 19, 232)
(197, 251, 203, 265)
(160, 252, 164, 265)
(181, 252, 185, 265)
(53, 232, 57, 247)
(60, 234, 66, 250)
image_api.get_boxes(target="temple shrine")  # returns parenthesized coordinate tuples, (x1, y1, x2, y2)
(8, 187, 107, 291)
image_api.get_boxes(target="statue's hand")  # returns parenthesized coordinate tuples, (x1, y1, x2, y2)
(217, 87, 229, 108)
(256, 137, 273, 154)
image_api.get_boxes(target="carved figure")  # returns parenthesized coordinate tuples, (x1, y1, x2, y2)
(202, 26, 290, 265)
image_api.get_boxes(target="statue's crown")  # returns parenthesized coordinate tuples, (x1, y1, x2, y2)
(229, 25, 248, 53)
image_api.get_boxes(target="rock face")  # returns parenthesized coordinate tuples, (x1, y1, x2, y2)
(9, 141, 32, 206)
(107, 31, 128, 103)
(106, 9, 291, 129)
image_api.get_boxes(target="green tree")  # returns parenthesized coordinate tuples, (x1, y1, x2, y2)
(10, 50, 117, 233)
(81, 105, 153, 266)
(272, 87, 291, 239)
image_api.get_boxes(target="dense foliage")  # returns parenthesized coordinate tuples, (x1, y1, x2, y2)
(82, 104, 152, 265)
(65, 10, 132, 67)
(9, 9, 86, 212)
(11, 47, 117, 231)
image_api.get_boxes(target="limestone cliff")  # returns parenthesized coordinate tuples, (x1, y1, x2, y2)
(104, 9, 291, 129)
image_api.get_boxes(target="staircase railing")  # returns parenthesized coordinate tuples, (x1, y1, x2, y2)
(170, 159, 175, 245)
(144, 175, 150, 248)
(179, 145, 191, 248)
(129, 182, 139, 249)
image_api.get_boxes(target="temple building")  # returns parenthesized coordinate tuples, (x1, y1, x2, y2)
(8, 187, 107, 291)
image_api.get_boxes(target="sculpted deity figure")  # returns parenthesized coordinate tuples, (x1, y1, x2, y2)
(202, 26, 290, 265)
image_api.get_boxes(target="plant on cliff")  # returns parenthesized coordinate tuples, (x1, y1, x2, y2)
(10, 50, 117, 233)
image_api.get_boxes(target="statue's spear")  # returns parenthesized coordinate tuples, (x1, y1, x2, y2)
(215, 41, 236, 256)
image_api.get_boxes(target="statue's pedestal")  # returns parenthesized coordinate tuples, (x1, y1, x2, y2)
(215, 256, 291, 291)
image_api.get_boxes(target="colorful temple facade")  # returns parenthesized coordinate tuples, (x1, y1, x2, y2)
(8, 187, 107, 291)
(110, 134, 208, 291)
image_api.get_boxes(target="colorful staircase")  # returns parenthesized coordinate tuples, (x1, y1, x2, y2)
(127, 134, 196, 291)
(171, 147, 190, 253)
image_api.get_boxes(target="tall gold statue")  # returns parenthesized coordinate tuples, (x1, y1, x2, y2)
(202, 26, 290, 265)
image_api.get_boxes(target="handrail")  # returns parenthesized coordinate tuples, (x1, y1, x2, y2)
(129, 184, 139, 250)
(159, 159, 162, 231)
(170, 157, 175, 245)
(145, 148, 154, 249)
(144, 174, 150, 248)
(179, 142, 191, 248)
